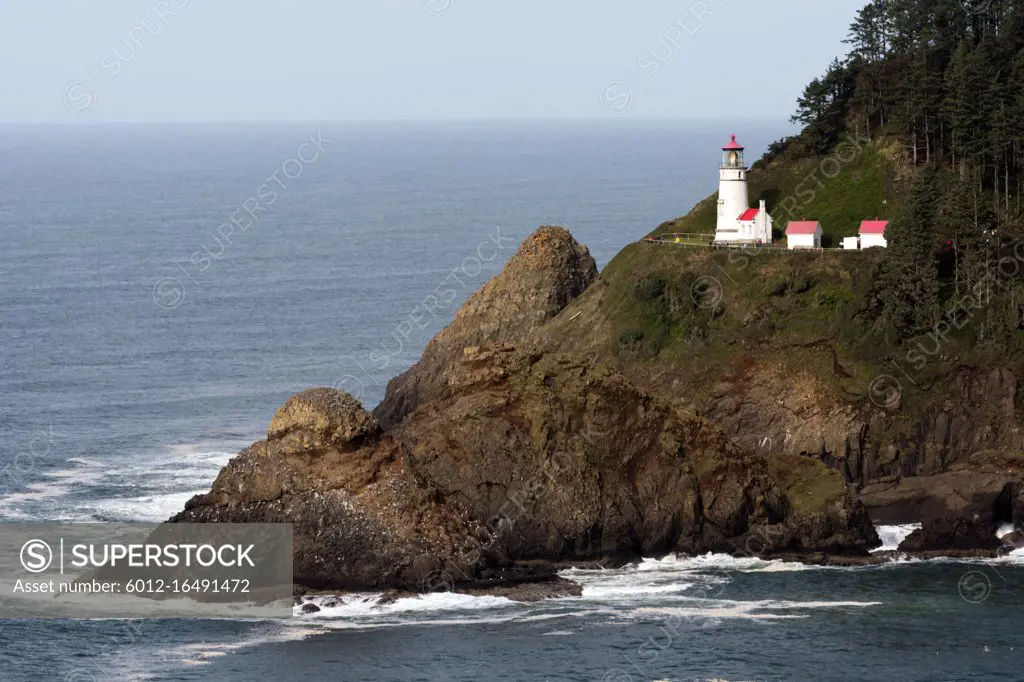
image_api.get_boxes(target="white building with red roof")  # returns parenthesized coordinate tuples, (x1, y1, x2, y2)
(714, 135, 773, 244)
(860, 220, 889, 248)
(785, 221, 823, 250)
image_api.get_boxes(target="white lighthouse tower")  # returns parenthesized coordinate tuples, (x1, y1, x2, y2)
(715, 135, 772, 244)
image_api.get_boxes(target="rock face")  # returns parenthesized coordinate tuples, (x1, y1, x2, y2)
(374, 227, 598, 428)
(533, 251, 1024, 530)
(173, 388, 490, 591)
(898, 517, 1001, 552)
(640, 362, 1024, 528)
(396, 345, 877, 562)
(860, 471, 1016, 525)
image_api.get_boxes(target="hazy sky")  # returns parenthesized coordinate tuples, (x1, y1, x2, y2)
(1, 0, 866, 122)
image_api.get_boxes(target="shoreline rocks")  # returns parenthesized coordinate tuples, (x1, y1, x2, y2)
(898, 517, 1002, 553)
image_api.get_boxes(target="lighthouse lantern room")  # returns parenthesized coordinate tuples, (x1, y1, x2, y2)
(714, 135, 772, 244)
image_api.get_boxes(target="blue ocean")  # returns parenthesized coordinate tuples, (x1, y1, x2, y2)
(1, 121, 1021, 681)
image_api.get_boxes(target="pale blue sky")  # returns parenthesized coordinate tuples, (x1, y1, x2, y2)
(0, 0, 866, 122)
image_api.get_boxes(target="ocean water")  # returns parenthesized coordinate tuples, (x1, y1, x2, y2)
(1, 121, 1022, 681)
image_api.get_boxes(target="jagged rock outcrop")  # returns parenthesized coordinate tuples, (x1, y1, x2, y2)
(374, 227, 598, 428)
(756, 498, 882, 556)
(173, 388, 491, 591)
(656, 364, 1024, 526)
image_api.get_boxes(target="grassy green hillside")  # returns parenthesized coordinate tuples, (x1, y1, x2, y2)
(598, 241, 1024, 379)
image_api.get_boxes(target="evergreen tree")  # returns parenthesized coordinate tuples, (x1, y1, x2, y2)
(1013, 51, 1024, 214)
(941, 41, 972, 173)
(878, 169, 942, 339)
(846, 2, 890, 61)
(945, 174, 992, 295)
(792, 59, 856, 154)
(800, 0, 1024, 237)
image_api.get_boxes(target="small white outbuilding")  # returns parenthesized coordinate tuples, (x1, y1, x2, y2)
(859, 220, 889, 249)
(843, 236, 860, 250)
(786, 221, 823, 250)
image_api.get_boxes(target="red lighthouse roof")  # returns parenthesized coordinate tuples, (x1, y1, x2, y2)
(860, 220, 889, 235)
(723, 134, 744, 150)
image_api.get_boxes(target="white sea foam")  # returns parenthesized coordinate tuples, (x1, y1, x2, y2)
(991, 547, 1024, 564)
(634, 597, 882, 623)
(748, 598, 884, 609)
(873, 521, 1021, 555)
(274, 550, 891, 635)
(85, 491, 202, 523)
(872, 523, 921, 552)
(581, 581, 695, 600)
(636, 605, 807, 621)
(633, 553, 816, 573)
(296, 591, 516, 620)
(0, 447, 234, 523)
(0, 483, 72, 520)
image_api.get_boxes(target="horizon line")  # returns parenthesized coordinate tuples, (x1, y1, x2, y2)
(0, 115, 794, 126)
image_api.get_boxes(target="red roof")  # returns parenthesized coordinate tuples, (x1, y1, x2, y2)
(860, 220, 889, 235)
(786, 221, 821, 235)
(723, 134, 744, 150)
(738, 208, 759, 221)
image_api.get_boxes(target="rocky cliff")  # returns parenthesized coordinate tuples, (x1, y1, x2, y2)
(533, 244, 1024, 531)
(395, 345, 876, 562)
(175, 227, 881, 594)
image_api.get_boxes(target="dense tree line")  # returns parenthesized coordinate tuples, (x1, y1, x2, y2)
(793, 0, 1024, 222)
(781, 0, 1024, 343)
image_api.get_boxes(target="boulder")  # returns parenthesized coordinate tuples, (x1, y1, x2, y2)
(1000, 529, 1024, 549)
(269, 388, 379, 445)
(898, 516, 1000, 552)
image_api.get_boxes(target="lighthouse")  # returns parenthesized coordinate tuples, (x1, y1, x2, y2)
(715, 135, 772, 244)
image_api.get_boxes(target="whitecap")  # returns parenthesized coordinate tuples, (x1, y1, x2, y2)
(581, 581, 695, 600)
(0, 448, 234, 523)
(296, 591, 516, 620)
